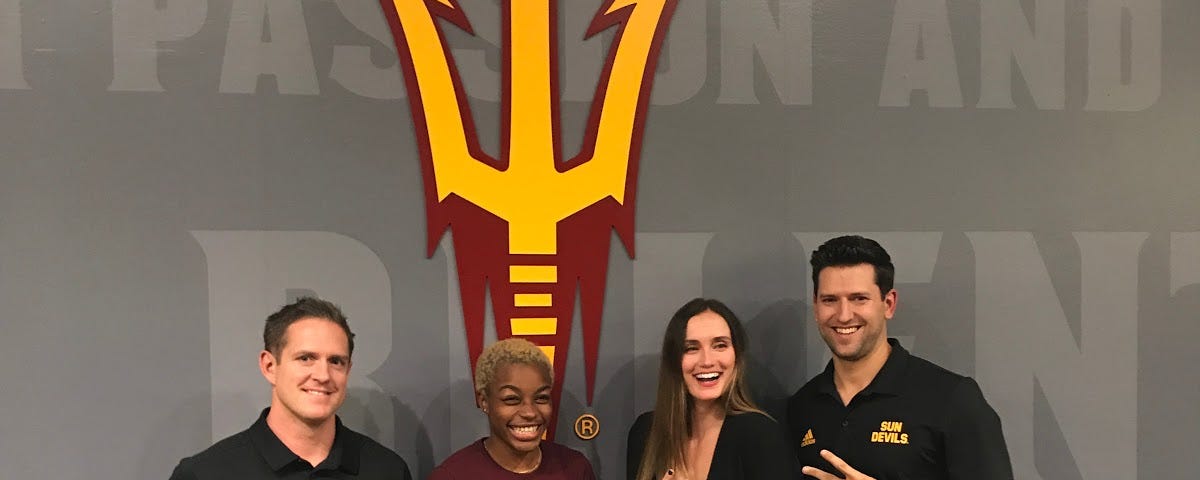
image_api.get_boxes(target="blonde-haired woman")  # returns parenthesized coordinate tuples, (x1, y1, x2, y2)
(627, 298, 798, 480)
(430, 338, 596, 479)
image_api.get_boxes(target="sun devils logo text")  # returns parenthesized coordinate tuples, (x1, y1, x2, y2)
(378, 0, 678, 437)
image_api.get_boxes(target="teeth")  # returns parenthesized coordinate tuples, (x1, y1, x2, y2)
(511, 425, 539, 433)
(834, 327, 860, 334)
(304, 389, 330, 396)
(696, 372, 720, 380)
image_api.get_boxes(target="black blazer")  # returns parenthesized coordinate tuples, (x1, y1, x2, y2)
(626, 411, 800, 480)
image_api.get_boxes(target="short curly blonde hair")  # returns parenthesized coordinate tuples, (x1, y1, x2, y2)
(474, 338, 553, 395)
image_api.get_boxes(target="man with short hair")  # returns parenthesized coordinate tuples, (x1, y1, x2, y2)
(170, 297, 412, 479)
(788, 236, 1012, 480)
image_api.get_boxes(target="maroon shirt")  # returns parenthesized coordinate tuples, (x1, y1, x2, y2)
(429, 439, 596, 480)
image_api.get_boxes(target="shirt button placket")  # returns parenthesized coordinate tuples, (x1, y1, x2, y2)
(834, 415, 853, 453)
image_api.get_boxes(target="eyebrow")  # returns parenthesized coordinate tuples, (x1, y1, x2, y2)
(819, 291, 873, 298)
(292, 350, 349, 360)
(684, 336, 732, 344)
(498, 385, 552, 393)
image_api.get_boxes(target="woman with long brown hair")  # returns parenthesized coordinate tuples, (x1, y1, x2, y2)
(627, 298, 798, 480)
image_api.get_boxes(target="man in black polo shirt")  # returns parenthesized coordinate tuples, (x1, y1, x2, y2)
(788, 236, 1012, 480)
(169, 297, 412, 479)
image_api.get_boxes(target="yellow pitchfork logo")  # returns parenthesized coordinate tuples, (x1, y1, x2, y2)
(379, 0, 679, 438)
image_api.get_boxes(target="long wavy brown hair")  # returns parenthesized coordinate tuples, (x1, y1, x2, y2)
(635, 298, 766, 480)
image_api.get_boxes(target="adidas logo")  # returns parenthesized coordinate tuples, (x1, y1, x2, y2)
(801, 429, 816, 447)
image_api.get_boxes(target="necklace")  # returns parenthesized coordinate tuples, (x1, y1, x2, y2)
(483, 439, 542, 474)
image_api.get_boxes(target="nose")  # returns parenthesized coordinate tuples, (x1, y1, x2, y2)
(518, 401, 537, 419)
(698, 346, 714, 366)
(836, 300, 854, 322)
(311, 360, 331, 381)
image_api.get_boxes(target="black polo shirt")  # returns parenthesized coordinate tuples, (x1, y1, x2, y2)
(169, 408, 412, 480)
(786, 339, 1013, 480)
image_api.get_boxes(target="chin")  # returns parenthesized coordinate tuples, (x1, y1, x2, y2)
(302, 412, 335, 424)
(512, 439, 542, 452)
(688, 389, 724, 403)
(504, 434, 543, 452)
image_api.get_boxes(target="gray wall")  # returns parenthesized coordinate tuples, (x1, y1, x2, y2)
(1, 0, 1196, 478)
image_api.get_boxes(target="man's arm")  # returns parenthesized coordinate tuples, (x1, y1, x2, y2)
(944, 378, 1014, 480)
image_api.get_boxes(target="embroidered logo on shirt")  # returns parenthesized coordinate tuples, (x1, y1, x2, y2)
(801, 429, 816, 447)
(870, 421, 909, 444)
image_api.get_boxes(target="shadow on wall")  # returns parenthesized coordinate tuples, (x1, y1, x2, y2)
(391, 395, 432, 479)
(140, 392, 213, 479)
(555, 390, 600, 473)
(419, 378, 486, 478)
(339, 387, 394, 441)
(339, 388, 430, 478)
(741, 299, 808, 419)
(562, 355, 649, 480)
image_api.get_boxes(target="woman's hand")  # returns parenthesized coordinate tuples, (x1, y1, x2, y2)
(661, 467, 689, 480)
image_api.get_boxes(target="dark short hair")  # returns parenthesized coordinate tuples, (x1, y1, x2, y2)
(810, 235, 895, 296)
(263, 297, 355, 358)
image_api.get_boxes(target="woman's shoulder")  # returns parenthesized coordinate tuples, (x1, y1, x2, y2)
(628, 411, 655, 439)
(430, 439, 487, 472)
(542, 441, 592, 468)
(540, 440, 589, 462)
(632, 411, 655, 428)
(724, 410, 782, 433)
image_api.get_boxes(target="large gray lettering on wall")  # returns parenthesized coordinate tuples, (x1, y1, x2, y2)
(1171, 233, 1200, 295)
(1085, 0, 1161, 111)
(879, 0, 963, 107)
(438, 237, 491, 461)
(190, 231, 395, 448)
(219, 0, 319, 95)
(563, 0, 605, 103)
(0, 0, 26, 90)
(970, 232, 1142, 480)
(453, 0, 501, 102)
(978, 0, 1065, 109)
(793, 232, 943, 378)
(648, 0, 706, 106)
(330, 0, 404, 99)
(718, 0, 812, 105)
(632, 233, 714, 412)
(110, 0, 207, 92)
(564, 0, 706, 106)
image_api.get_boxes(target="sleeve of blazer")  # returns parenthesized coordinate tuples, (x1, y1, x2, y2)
(398, 458, 413, 480)
(626, 412, 653, 480)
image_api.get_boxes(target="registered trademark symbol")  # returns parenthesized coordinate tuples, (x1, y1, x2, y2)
(574, 413, 599, 440)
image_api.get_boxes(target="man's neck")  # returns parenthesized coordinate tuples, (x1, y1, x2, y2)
(831, 339, 891, 406)
(265, 406, 337, 467)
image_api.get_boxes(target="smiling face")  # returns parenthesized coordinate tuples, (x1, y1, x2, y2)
(680, 310, 737, 404)
(260, 317, 351, 428)
(814, 263, 897, 364)
(478, 362, 552, 456)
